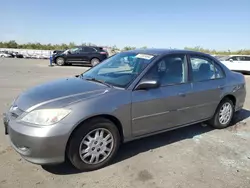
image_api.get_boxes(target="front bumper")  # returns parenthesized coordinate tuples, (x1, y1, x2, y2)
(3, 113, 69, 165)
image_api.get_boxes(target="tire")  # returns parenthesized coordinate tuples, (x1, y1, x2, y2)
(208, 98, 235, 129)
(67, 118, 120, 171)
(56, 57, 65, 66)
(91, 58, 100, 66)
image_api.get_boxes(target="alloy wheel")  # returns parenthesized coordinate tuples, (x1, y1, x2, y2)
(219, 102, 233, 125)
(79, 128, 114, 165)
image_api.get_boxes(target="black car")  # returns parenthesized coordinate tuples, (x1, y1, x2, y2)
(52, 46, 108, 66)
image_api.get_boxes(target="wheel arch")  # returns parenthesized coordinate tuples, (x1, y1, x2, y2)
(221, 94, 236, 106)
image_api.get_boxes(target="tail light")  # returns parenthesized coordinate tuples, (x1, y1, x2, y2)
(99, 51, 107, 54)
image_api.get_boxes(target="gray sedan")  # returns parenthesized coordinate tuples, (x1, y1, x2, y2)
(3, 49, 246, 171)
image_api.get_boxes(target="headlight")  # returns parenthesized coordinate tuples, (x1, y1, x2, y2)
(21, 109, 71, 126)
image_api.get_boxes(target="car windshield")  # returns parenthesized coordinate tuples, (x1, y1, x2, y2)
(81, 52, 156, 88)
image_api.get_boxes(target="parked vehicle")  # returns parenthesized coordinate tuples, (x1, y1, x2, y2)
(219, 55, 250, 74)
(0, 51, 12, 58)
(52, 46, 108, 66)
(2, 51, 24, 58)
(3, 49, 246, 171)
(13, 52, 24, 58)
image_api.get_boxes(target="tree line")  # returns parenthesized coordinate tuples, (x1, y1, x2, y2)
(0, 40, 249, 55)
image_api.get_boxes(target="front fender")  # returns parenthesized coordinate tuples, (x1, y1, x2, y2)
(63, 89, 132, 140)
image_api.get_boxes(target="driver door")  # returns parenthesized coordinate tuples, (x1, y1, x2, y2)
(67, 48, 82, 62)
(131, 54, 194, 136)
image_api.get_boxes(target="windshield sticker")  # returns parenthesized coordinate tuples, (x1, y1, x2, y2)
(135, 54, 154, 60)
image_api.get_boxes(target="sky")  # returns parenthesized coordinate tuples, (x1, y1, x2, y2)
(1, 0, 250, 50)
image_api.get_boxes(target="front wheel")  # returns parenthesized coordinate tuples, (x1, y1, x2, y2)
(56, 57, 65, 66)
(67, 118, 120, 171)
(208, 98, 234, 129)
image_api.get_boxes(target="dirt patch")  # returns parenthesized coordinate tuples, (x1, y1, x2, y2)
(136, 170, 153, 182)
(0, 146, 12, 156)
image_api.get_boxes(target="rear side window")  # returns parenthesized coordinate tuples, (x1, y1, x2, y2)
(214, 63, 224, 78)
(82, 47, 96, 52)
(239, 56, 250, 61)
(190, 56, 224, 82)
(230, 56, 239, 61)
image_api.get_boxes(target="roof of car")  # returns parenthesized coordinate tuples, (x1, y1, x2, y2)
(126, 48, 210, 56)
(76, 46, 103, 48)
(229, 54, 250, 57)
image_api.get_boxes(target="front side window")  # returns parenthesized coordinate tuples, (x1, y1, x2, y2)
(143, 54, 187, 86)
(81, 52, 156, 88)
(71, 47, 81, 53)
(64, 47, 81, 54)
(190, 56, 223, 82)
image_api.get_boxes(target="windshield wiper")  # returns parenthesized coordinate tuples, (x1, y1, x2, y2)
(85, 77, 112, 87)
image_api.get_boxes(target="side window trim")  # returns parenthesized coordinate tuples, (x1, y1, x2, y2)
(134, 53, 189, 89)
(92, 47, 98, 52)
(188, 53, 225, 83)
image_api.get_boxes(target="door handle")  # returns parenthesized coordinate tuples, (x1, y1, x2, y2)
(178, 92, 186, 97)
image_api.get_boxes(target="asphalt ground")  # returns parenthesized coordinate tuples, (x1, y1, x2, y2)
(0, 58, 250, 188)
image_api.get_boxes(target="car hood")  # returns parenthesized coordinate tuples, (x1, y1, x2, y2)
(14, 77, 109, 112)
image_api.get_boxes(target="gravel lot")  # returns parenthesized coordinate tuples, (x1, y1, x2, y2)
(0, 58, 250, 188)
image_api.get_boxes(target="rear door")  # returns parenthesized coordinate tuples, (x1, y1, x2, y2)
(188, 54, 226, 121)
(79, 47, 93, 62)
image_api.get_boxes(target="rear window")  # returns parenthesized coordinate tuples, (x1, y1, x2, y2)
(84, 47, 96, 52)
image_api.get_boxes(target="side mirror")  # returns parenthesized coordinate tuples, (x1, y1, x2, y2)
(229, 59, 233, 62)
(135, 79, 160, 90)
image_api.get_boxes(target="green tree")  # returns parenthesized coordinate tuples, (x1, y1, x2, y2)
(6, 40, 18, 48)
(122, 46, 136, 51)
(68, 42, 76, 49)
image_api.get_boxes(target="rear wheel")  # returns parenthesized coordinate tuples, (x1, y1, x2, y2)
(56, 57, 65, 66)
(91, 58, 100, 66)
(67, 118, 120, 171)
(208, 98, 234, 129)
